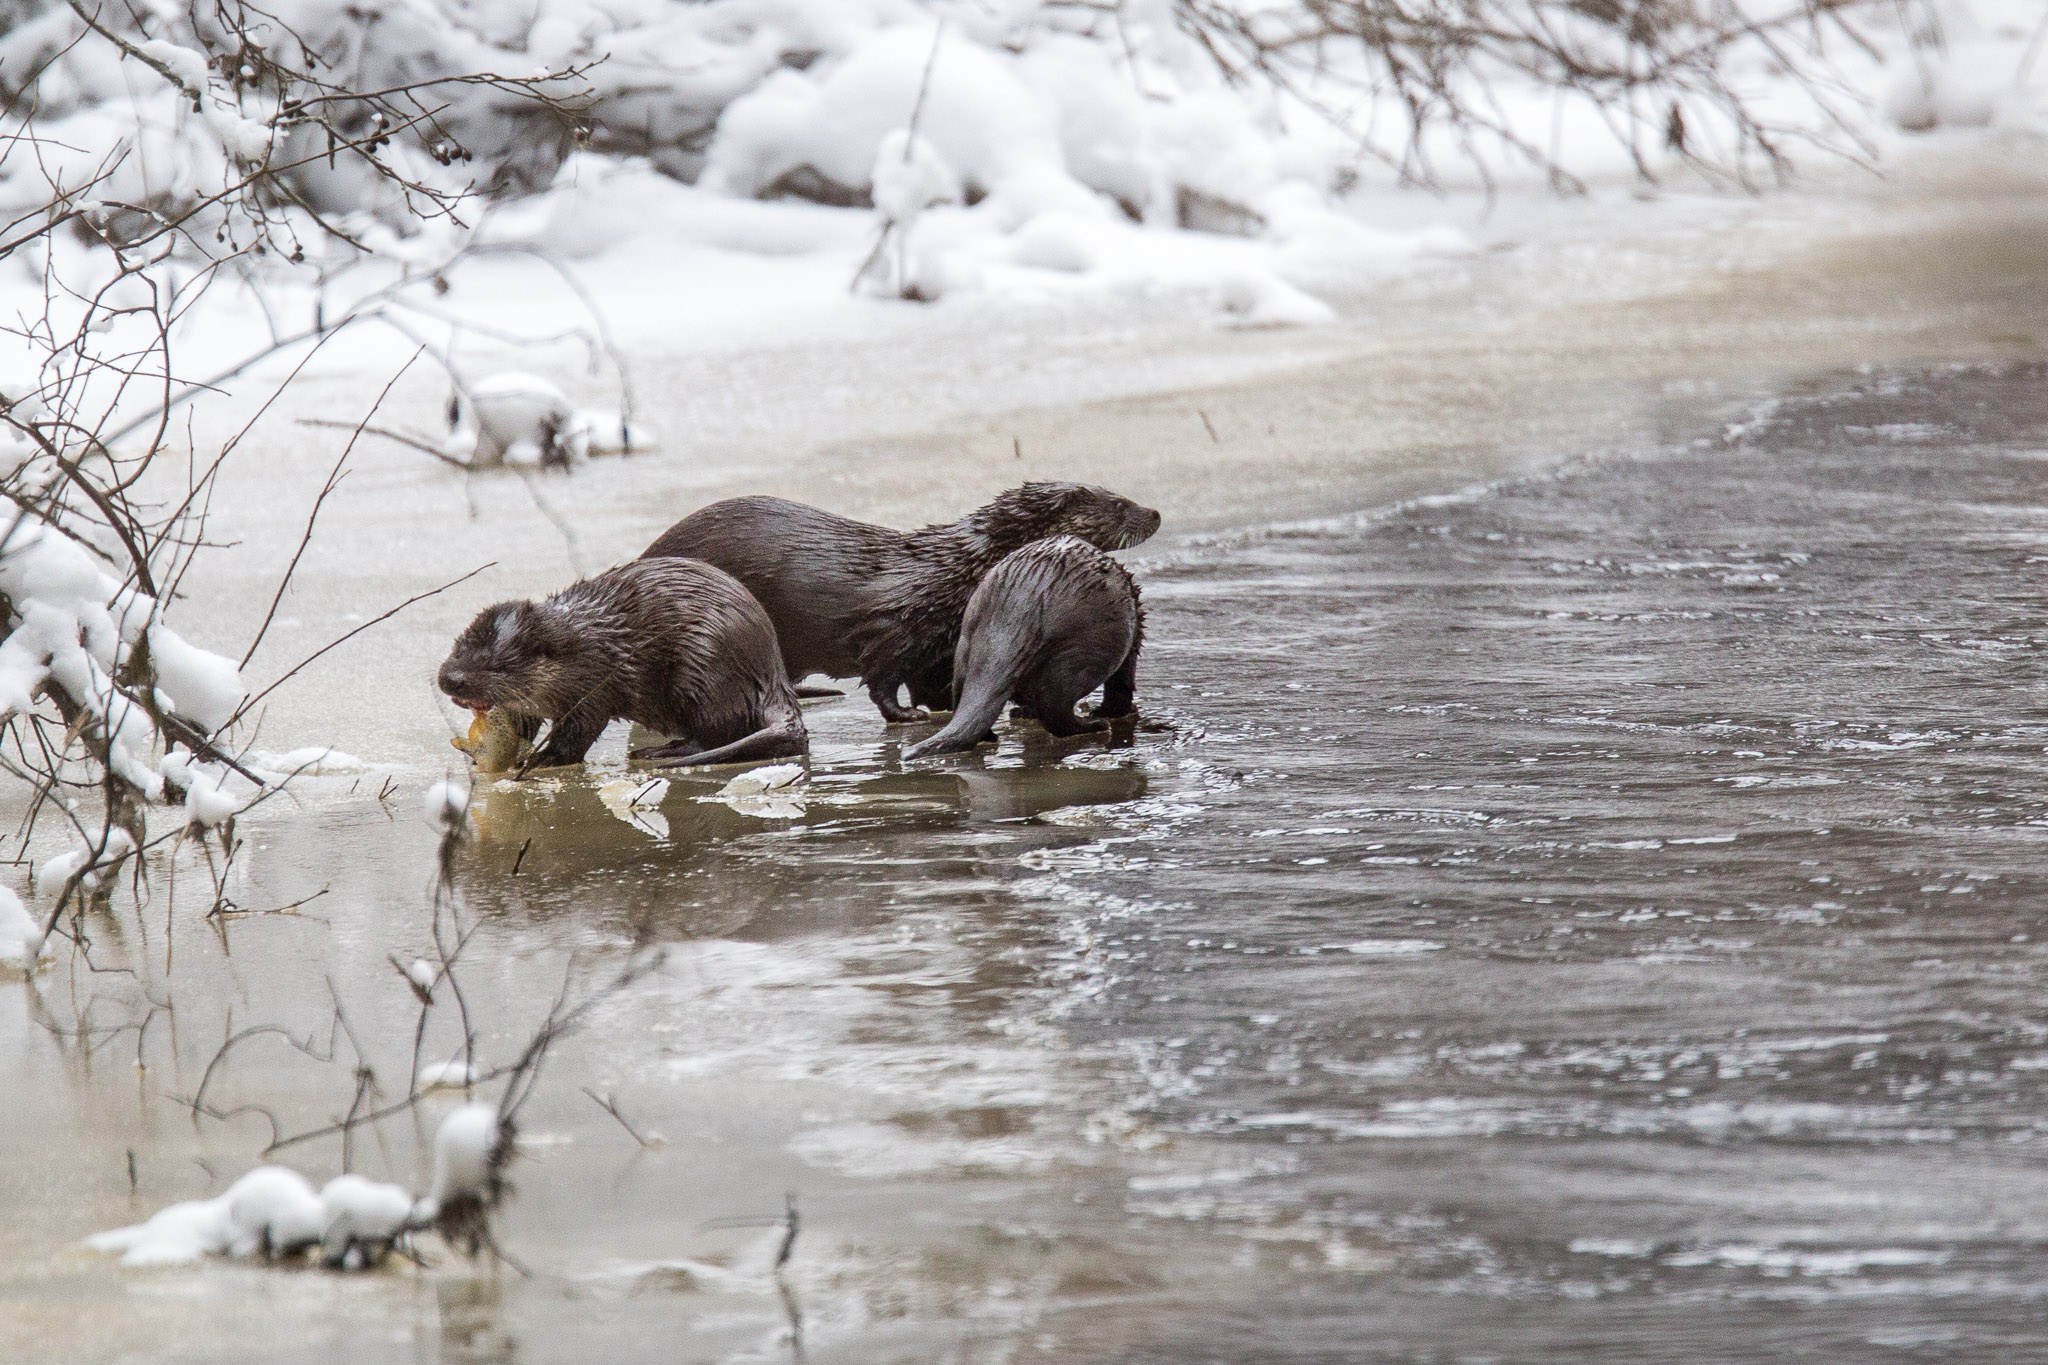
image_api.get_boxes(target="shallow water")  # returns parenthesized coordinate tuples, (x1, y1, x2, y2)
(12, 361, 2048, 1362)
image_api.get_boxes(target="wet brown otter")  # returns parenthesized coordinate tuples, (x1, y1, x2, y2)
(437, 559, 807, 770)
(640, 483, 1160, 722)
(903, 535, 1141, 758)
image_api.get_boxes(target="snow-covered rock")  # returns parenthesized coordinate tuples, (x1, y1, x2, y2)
(223, 1166, 326, 1257)
(35, 828, 136, 900)
(463, 373, 580, 468)
(89, 1164, 427, 1270)
(317, 1175, 417, 1269)
(0, 886, 47, 970)
(425, 779, 472, 833)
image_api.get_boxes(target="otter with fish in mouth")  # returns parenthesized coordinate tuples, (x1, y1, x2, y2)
(437, 559, 807, 771)
(640, 482, 1161, 723)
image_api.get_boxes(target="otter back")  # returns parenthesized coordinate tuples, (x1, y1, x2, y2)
(903, 535, 1142, 759)
(641, 484, 1160, 724)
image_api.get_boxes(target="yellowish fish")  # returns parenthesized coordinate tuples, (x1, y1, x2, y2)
(451, 709, 531, 775)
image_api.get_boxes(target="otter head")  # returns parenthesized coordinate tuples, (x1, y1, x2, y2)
(984, 482, 1162, 553)
(437, 599, 586, 717)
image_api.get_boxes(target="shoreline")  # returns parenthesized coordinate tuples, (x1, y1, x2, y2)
(141, 164, 2048, 766)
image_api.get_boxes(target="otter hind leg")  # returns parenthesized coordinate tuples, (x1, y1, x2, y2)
(868, 678, 929, 724)
(1028, 700, 1108, 738)
(1020, 654, 1112, 738)
(1095, 640, 1140, 719)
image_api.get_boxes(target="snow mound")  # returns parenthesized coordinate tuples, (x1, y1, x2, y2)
(0, 886, 48, 971)
(35, 828, 136, 900)
(88, 1165, 323, 1266)
(599, 776, 671, 839)
(418, 1059, 480, 1090)
(318, 1176, 419, 1269)
(425, 779, 472, 833)
(88, 1106, 507, 1271)
(160, 748, 245, 828)
(1215, 268, 1338, 328)
(464, 373, 580, 468)
(425, 1102, 504, 1214)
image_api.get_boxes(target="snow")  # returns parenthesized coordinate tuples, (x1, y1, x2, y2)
(1215, 268, 1338, 328)
(86, 1192, 233, 1266)
(425, 1103, 503, 1213)
(160, 749, 244, 828)
(34, 828, 136, 900)
(417, 1059, 480, 1090)
(465, 373, 579, 468)
(706, 763, 807, 819)
(89, 1165, 426, 1269)
(135, 39, 210, 94)
(0, 512, 246, 801)
(223, 1166, 327, 1257)
(88, 1164, 324, 1266)
(245, 746, 367, 777)
(147, 626, 247, 732)
(408, 958, 438, 993)
(425, 779, 472, 833)
(872, 130, 960, 223)
(721, 764, 805, 796)
(602, 777, 670, 809)
(317, 1175, 418, 1268)
(0, 886, 48, 971)
(599, 777, 672, 838)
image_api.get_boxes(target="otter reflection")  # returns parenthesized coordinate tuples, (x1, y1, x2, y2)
(454, 756, 1148, 939)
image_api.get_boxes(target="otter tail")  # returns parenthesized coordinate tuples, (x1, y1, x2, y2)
(905, 620, 1047, 758)
(901, 683, 1011, 759)
(647, 710, 808, 769)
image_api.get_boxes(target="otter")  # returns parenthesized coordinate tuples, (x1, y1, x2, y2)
(903, 535, 1142, 759)
(436, 559, 806, 770)
(640, 483, 1160, 722)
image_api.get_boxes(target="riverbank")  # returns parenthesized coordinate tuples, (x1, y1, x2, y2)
(146, 136, 2048, 767)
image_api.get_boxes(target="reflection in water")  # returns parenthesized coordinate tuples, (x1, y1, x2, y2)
(11, 364, 2048, 1362)
(438, 1277, 516, 1363)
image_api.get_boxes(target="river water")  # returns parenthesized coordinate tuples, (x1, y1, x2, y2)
(10, 360, 2048, 1362)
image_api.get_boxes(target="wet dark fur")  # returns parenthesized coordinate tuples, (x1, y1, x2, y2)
(903, 536, 1142, 758)
(437, 559, 806, 769)
(640, 483, 1161, 722)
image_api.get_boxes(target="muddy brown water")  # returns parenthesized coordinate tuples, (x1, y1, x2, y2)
(10, 361, 2048, 1362)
